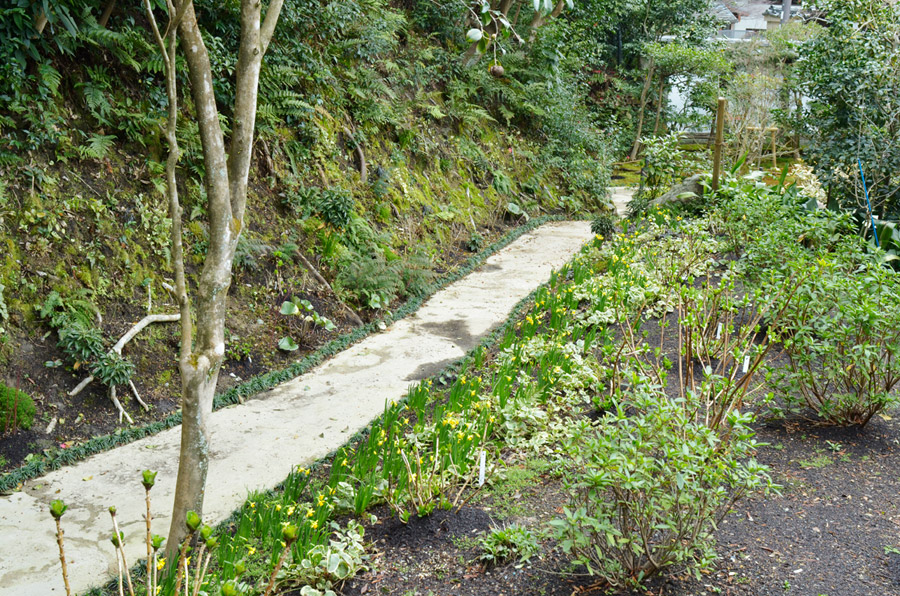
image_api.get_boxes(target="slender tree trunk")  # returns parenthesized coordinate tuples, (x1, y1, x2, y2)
(161, 0, 284, 558)
(630, 58, 656, 160)
(528, 0, 566, 42)
(99, 0, 117, 28)
(652, 75, 666, 136)
(781, 0, 791, 25)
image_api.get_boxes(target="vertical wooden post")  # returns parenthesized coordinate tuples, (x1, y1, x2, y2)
(767, 126, 778, 169)
(711, 97, 726, 193)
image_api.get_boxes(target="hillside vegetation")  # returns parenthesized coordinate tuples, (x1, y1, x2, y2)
(0, 0, 618, 466)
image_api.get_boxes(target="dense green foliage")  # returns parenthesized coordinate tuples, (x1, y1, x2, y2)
(715, 175, 900, 426)
(1, 383, 35, 431)
(553, 390, 765, 587)
(796, 0, 900, 218)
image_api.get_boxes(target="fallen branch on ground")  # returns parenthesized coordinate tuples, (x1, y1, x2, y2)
(297, 253, 365, 327)
(69, 313, 181, 423)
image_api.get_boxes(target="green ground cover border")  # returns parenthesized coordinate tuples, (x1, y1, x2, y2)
(0, 215, 569, 494)
(82, 223, 567, 596)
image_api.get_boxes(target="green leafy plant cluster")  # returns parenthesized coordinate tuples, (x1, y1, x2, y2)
(552, 385, 769, 589)
(275, 521, 367, 595)
(767, 245, 900, 426)
(1, 382, 36, 433)
(476, 523, 539, 567)
(713, 173, 900, 426)
(278, 297, 337, 352)
(39, 291, 135, 390)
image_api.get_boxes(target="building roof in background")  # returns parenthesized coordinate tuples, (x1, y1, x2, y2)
(711, 1, 740, 25)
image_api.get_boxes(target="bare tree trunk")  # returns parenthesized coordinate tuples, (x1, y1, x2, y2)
(528, 0, 566, 42)
(652, 75, 666, 136)
(33, 10, 48, 36)
(630, 58, 656, 160)
(99, 0, 117, 28)
(781, 0, 791, 25)
(155, 0, 284, 559)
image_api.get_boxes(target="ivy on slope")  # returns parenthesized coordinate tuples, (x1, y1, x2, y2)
(0, 215, 566, 494)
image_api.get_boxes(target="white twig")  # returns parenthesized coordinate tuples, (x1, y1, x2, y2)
(112, 313, 181, 355)
(110, 386, 134, 425)
(69, 376, 95, 397)
(129, 380, 150, 411)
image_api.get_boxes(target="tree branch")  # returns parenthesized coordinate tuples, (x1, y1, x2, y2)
(260, 0, 285, 56)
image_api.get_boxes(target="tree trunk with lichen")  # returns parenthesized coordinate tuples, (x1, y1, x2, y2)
(149, 0, 284, 560)
(630, 57, 656, 160)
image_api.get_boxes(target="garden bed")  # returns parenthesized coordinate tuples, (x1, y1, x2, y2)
(76, 174, 900, 596)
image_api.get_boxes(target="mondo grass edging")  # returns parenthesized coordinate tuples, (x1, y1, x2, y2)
(81, 242, 562, 596)
(0, 215, 565, 494)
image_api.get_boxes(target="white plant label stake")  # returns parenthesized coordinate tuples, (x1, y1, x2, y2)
(478, 450, 486, 487)
(742, 355, 750, 373)
(716, 323, 723, 339)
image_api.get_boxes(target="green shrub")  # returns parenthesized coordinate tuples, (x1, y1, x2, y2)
(589, 213, 615, 240)
(1, 384, 36, 431)
(767, 246, 900, 426)
(477, 523, 539, 567)
(233, 233, 273, 271)
(400, 251, 437, 298)
(551, 383, 771, 589)
(57, 322, 105, 363)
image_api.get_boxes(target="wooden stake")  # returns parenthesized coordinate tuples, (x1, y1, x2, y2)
(767, 127, 779, 169)
(712, 98, 726, 193)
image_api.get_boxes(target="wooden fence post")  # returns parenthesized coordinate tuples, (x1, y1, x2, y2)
(712, 97, 726, 193)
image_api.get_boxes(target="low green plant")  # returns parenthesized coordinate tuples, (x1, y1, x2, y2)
(476, 523, 539, 567)
(400, 251, 437, 298)
(1, 383, 36, 432)
(589, 213, 615, 240)
(466, 231, 484, 253)
(767, 247, 900, 426)
(336, 252, 402, 310)
(90, 352, 136, 388)
(551, 382, 773, 589)
(234, 234, 273, 271)
(275, 520, 367, 596)
(278, 297, 336, 351)
(57, 323, 105, 364)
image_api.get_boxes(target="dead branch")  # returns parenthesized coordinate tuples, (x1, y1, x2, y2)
(296, 253, 364, 326)
(109, 385, 134, 425)
(68, 313, 180, 421)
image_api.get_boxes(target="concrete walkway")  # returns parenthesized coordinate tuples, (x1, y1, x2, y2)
(610, 186, 635, 217)
(0, 221, 592, 596)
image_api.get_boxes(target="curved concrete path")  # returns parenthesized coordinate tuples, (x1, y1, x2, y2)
(610, 186, 634, 217)
(0, 221, 592, 596)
